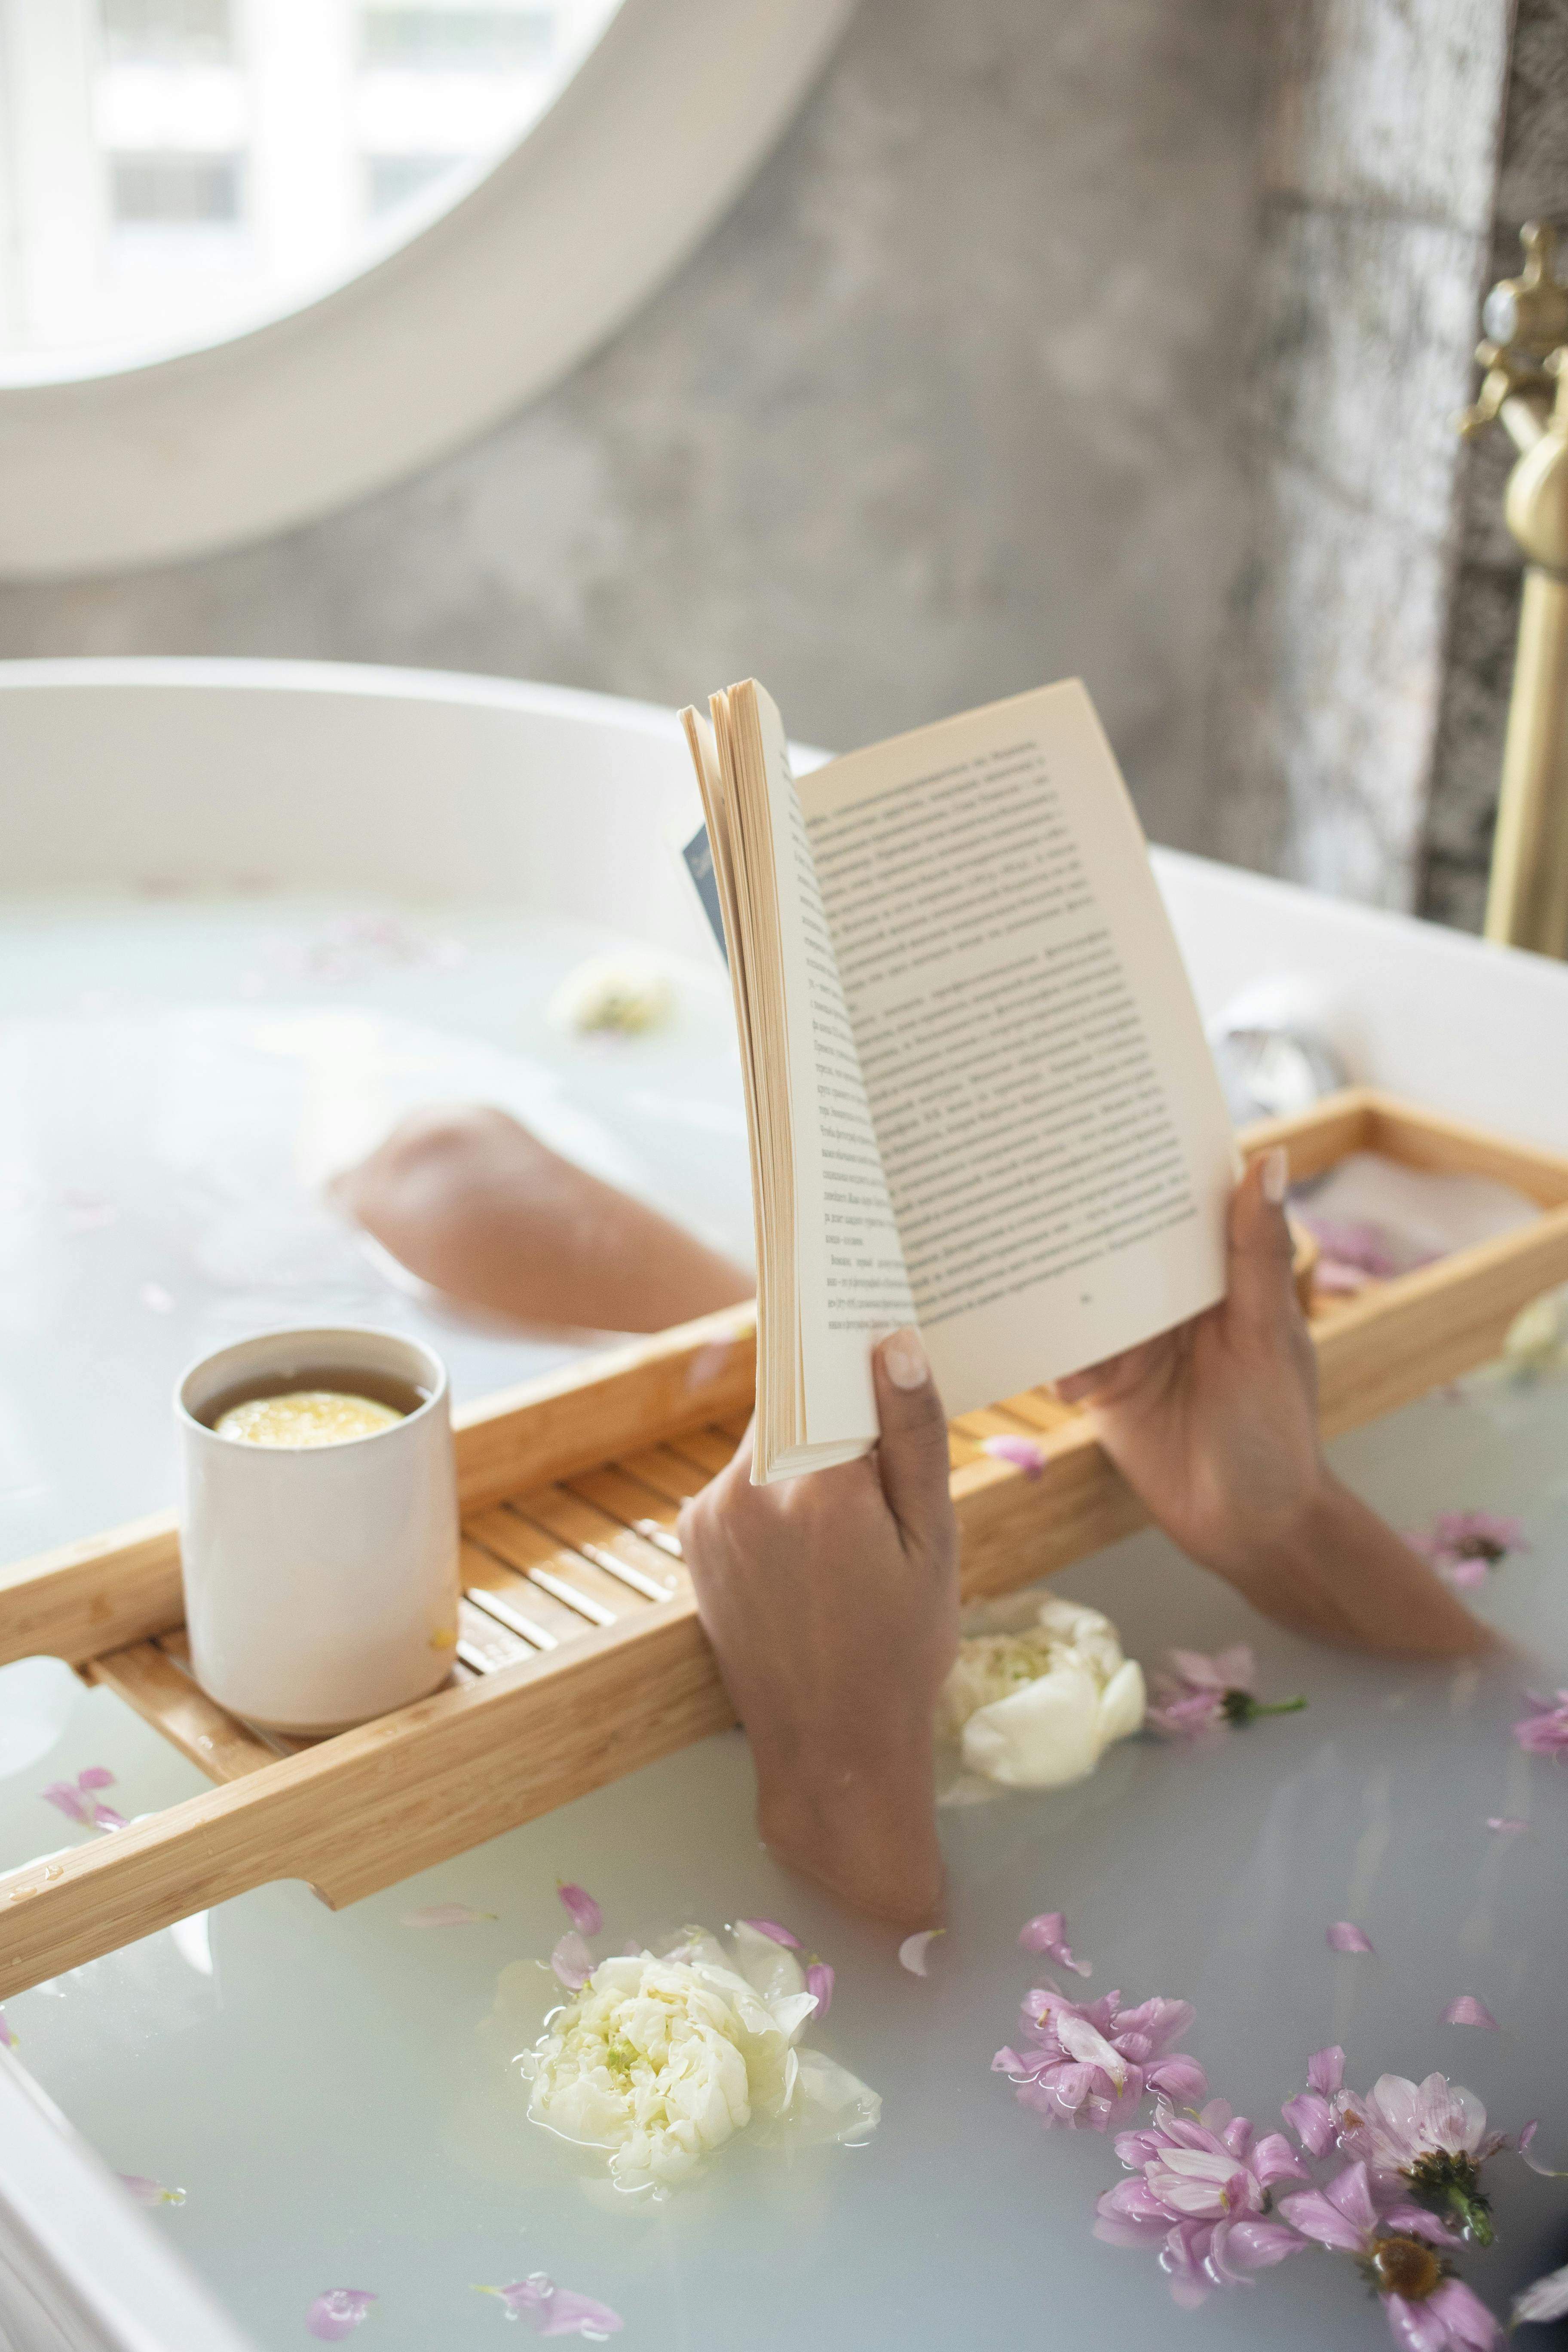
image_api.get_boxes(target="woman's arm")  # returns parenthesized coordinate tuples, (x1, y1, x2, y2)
(1056, 1150, 1491, 1658)
(680, 1335, 960, 1927)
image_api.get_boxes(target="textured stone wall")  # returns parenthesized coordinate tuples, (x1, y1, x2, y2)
(0, 0, 1272, 855)
(1422, 0, 1568, 930)
(1206, 0, 1512, 909)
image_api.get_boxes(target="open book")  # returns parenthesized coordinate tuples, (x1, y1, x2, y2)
(680, 679, 1237, 1482)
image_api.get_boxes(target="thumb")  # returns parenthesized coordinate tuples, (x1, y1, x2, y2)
(1227, 1146, 1298, 1340)
(871, 1329, 956, 1554)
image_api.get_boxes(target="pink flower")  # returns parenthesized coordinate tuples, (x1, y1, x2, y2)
(995, 1984, 1207, 2132)
(1018, 1911, 1091, 1977)
(1327, 1922, 1374, 1953)
(805, 1961, 835, 2018)
(306, 2290, 377, 2340)
(1145, 1646, 1306, 1737)
(1094, 2098, 1308, 2304)
(740, 1917, 801, 1949)
(557, 1883, 603, 1937)
(1332, 2068, 1504, 2245)
(42, 1769, 126, 1831)
(980, 1434, 1046, 1478)
(1513, 1692, 1568, 1758)
(478, 2275, 623, 2337)
(1408, 1511, 1527, 1589)
(550, 1932, 594, 1991)
(1280, 2164, 1500, 2349)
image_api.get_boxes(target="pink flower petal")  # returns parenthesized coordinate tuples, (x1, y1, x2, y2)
(1326, 1921, 1374, 1953)
(1282, 2091, 1336, 2158)
(1485, 1816, 1527, 1835)
(401, 1903, 497, 1927)
(1441, 1994, 1498, 2028)
(741, 1917, 802, 1949)
(91, 1804, 128, 1831)
(1019, 1911, 1091, 1976)
(557, 1882, 603, 1937)
(550, 1931, 594, 1991)
(306, 2289, 378, 2341)
(1515, 2259, 1568, 2326)
(1442, 1556, 1490, 1590)
(1307, 2046, 1345, 2096)
(0, 2009, 14, 2051)
(138, 1282, 174, 1313)
(119, 2176, 186, 2207)
(481, 2275, 624, 2337)
(1513, 1697, 1568, 1756)
(981, 1434, 1046, 1478)
(805, 1960, 835, 2018)
(41, 1781, 92, 1825)
(899, 1929, 943, 1976)
(76, 1767, 115, 1791)
(1518, 2121, 1568, 2177)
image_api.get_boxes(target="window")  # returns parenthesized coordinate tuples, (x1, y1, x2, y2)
(0, 0, 619, 363)
(0, 0, 856, 575)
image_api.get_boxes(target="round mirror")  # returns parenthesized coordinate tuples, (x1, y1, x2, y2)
(0, 0, 624, 379)
(0, 0, 855, 575)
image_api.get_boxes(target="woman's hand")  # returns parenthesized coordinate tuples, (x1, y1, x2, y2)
(1057, 1151, 1491, 1658)
(680, 1332, 959, 1927)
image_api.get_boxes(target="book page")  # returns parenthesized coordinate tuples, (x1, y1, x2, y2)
(745, 686, 918, 1451)
(798, 680, 1234, 1414)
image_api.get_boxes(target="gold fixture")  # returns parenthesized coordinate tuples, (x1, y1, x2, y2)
(1461, 223, 1568, 958)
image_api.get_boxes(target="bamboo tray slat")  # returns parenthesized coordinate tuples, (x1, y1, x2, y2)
(3, 1088, 1568, 2002)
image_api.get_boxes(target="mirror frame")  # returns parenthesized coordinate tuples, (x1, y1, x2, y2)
(0, 0, 855, 580)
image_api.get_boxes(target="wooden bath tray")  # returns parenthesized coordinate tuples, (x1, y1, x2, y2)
(3, 1087, 1567, 2001)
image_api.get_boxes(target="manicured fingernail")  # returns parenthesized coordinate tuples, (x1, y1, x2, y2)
(882, 1328, 930, 1390)
(1262, 1146, 1289, 1205)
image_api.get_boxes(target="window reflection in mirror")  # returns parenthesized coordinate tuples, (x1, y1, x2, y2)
(0, 0, 622, 371)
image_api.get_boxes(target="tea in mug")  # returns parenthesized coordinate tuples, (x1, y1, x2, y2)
(202, 1364, 428, 1449)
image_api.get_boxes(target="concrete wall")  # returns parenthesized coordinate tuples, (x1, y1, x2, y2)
(1205, 0, 1512, 908)
(0, 0, 1272, 856)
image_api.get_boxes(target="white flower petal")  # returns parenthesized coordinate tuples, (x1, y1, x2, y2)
(961, 1663, 1103, 1787)
(1055, 2011, 1127, 2089)
(791, 2049, 883, 2143)
(731, 1920, 806, 2005)
(765, 1990, 822, 2048)
(899, 1930, 943, 1976)
(1096, 1656, 1148, 1747)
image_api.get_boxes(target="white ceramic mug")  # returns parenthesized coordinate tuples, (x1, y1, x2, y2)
(176, 1326, 460, 1734)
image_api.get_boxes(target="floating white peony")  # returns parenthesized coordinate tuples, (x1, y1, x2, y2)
(550, 954, 673, 1035)
(938, 1595, 1146, 1788)
(518, 1923, 880, 2192)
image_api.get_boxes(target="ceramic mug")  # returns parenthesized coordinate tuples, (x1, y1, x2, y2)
(176, 1326, 460, 1734)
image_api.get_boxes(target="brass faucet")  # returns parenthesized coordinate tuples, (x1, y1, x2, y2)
(1461, 223, 1568, 957)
